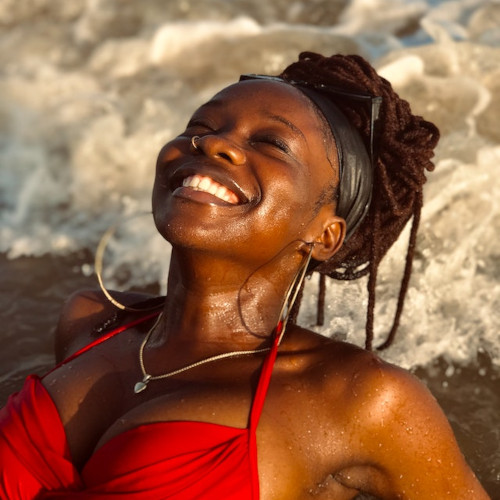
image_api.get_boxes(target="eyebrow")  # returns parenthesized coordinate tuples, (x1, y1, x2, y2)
(264, 113, 306, 143)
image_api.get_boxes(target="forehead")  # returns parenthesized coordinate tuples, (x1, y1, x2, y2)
(214, 79, 311, 103)
(201, 79, 326, 131)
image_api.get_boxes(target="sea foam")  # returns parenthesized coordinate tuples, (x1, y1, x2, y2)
(1, 0, 499, 369)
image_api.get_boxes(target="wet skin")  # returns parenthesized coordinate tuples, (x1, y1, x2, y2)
(46, 81, 489, 499)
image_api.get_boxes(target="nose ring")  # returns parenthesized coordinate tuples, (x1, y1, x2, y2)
(191, 135, 200, 151)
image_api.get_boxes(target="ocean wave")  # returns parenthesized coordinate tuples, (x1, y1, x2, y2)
(1, 0, 499, 368)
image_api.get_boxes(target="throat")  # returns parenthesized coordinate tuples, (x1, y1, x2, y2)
(162, 285, 284, 348)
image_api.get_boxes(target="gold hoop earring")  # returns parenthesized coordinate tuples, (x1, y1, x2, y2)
(191, 135, 200, 151)
(94, 212, 161, 312)
(276, 244, 314, 344)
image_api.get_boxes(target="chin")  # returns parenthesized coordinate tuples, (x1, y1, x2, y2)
(153, 204, 218, 253)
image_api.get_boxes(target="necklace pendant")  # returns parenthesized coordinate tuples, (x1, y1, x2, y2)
(134, 374, 152, 394)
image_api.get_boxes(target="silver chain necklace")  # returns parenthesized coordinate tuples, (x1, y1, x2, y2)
(133, 313, 271, 394)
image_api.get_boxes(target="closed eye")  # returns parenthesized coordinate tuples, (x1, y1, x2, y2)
(185, 118, 215, 134)
(252, 135, 291, 154)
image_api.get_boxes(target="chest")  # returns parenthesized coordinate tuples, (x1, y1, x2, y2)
(44, 340, 358, 499)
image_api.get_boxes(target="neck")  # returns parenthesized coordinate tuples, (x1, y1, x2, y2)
(156, 247, 303, 351)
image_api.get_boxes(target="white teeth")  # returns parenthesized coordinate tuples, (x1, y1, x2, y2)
(199, 176, 211, 191)
(215, 186, 227, 199)
(183, 175, 200, 188)
(182, 175, 239, 204)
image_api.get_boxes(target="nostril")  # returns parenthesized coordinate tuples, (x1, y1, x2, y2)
(216, 152, 232, 161)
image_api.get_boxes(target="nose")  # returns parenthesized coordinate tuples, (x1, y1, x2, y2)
(194, 134, 245, 166)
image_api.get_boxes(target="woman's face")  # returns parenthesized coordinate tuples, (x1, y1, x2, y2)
(153, 79, 340, 267)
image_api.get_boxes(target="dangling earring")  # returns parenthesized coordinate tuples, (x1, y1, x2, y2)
(276, 244, 314, 344)
(94, 212, 161, 312)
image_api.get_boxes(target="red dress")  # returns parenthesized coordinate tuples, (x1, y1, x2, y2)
(0, 314, 279, 499)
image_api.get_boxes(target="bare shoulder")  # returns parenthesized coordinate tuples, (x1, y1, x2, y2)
(282, 328, 489, 498)
(315, 339, 489, 499)
(54, 289, 158, 362)
(296, 331, 439, 414)
(320, 339, 431, 406)
(282, 326, 445, 413)
(286, 325, 381, 380)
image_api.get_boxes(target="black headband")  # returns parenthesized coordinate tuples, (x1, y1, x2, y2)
(239, 74, 382, 240)
(294, 85, 373, 240)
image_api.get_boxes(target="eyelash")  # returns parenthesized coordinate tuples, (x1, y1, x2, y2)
(186, 119, 214, 132)
(253, 135, 290, 154)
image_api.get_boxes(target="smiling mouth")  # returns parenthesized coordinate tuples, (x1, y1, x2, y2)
(181, 175, 240, 205)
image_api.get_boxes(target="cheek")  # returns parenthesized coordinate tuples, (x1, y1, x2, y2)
(152, 139, 185, 200)
(155, 138, 186, 173)
(253, 175, 317, 240)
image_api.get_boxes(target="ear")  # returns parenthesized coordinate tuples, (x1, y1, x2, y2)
(304, 206, 346, 262)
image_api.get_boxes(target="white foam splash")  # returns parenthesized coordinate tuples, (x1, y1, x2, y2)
(1, 0, 499, 368)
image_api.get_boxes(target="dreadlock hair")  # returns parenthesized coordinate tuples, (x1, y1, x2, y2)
(283, 52, 440, 350)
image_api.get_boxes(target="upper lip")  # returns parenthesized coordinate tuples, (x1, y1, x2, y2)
(169, 163, 255, 205)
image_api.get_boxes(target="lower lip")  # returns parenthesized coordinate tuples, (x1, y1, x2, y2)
(173, 186, 238, 206)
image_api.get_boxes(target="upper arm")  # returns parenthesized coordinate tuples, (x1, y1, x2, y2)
(341, 358, 490, 499)
(54, 289, 111, 362)
(54, 289, 161, 362)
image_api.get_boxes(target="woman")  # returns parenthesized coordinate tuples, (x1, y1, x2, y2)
(0, 53, 490, 499)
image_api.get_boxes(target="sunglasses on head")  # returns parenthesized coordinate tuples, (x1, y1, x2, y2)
(239, 73, 382, 169)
